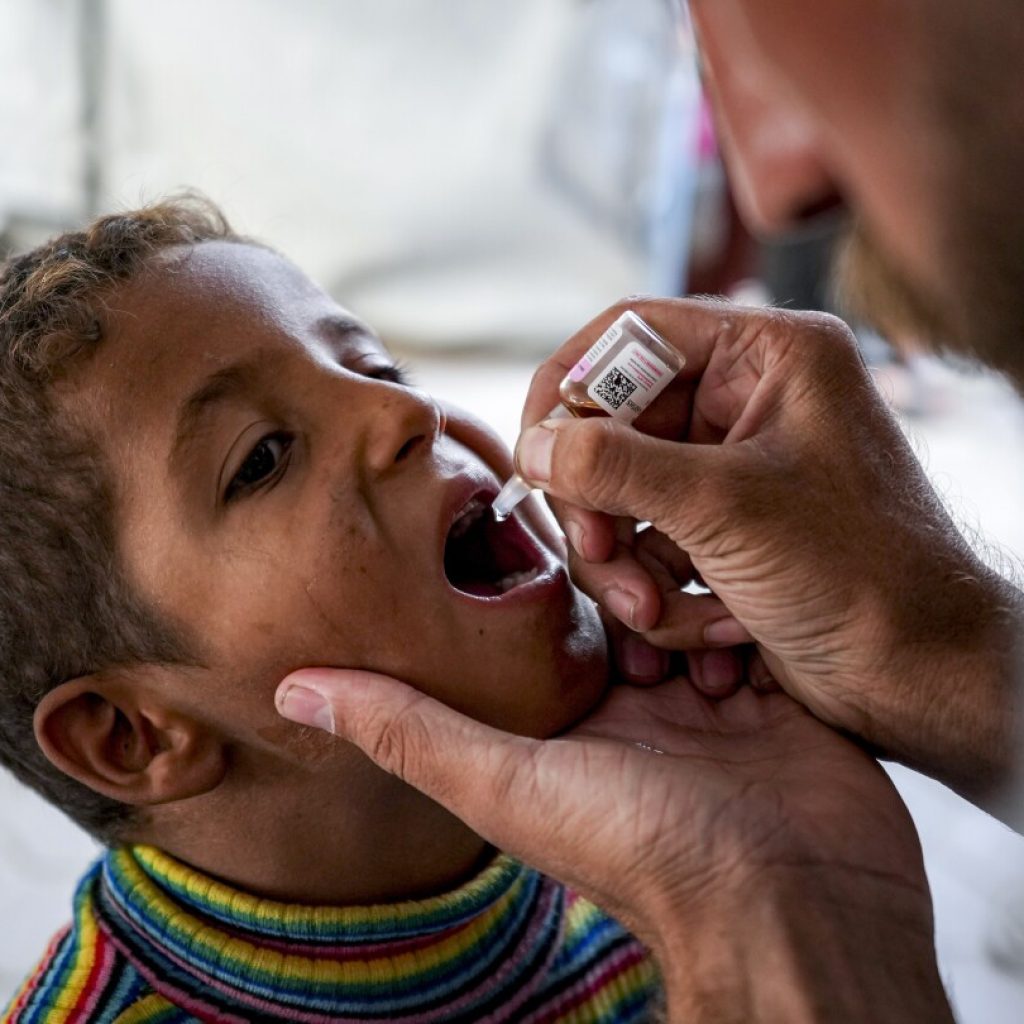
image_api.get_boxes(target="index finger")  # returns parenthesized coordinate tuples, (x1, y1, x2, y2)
(521, 296, 735, 429)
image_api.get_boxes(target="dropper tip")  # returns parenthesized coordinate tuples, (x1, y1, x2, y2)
(491, 474, 532, 523)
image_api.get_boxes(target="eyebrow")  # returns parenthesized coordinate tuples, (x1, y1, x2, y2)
(171, 361, 263, 464)
(169, 316, 370, 464)
(314, 313, 366, 345)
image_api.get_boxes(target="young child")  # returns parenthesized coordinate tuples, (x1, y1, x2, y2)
(0, 198, 662, 1022)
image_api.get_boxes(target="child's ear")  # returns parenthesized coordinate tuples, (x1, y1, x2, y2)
(33, 676, 227, 807)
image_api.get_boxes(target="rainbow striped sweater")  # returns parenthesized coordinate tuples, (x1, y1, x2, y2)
(3, 845, 662, 1023)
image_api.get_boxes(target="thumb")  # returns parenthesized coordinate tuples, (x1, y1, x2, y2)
(515, 415, 717, 533)
(275, 668, 541, 847)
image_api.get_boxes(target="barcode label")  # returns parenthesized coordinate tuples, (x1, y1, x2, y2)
(592, 367, 638, 411)
(586, 340, 672, 421)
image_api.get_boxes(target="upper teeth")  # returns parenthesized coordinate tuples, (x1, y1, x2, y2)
(450, 497, 488, 539)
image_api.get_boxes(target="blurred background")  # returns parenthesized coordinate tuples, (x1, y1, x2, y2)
(1, 1, 1022, 1020)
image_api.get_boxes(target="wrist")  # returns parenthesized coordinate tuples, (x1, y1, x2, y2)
(869, 564, 1024, 807)
(650, 868, 953, 1024)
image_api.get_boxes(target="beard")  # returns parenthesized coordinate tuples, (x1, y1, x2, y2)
(833, 223, 948, 353)
(834, 204, 1024, 394)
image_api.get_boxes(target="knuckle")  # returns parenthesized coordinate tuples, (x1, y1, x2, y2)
(364, 692, 432, 784)
(780, 311, 872, 396)
(806, 311, 861, 362)
(808, 309, 855, 344)
(774, 307, 859, 358)
(489, 740, 542, 812)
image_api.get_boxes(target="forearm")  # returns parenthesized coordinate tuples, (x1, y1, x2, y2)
(654, 872, 954, 1024)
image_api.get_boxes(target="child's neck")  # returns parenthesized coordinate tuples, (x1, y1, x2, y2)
(141, 752, 491, 905)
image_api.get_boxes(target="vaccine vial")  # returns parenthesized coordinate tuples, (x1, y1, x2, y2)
(492, 310, 685, 520)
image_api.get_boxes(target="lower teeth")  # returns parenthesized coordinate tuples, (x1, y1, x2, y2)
(496, 567, 540, 593)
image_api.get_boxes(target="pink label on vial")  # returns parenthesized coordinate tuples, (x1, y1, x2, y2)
(624, 347, 666, 390)
(569, 323, 621, 382)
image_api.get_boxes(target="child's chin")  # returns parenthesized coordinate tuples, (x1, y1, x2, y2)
(530, 642, 610, 739)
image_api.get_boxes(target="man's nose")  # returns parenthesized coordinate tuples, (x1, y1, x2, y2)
(695, 5, 843, 237)
(718, 86, 843, 236)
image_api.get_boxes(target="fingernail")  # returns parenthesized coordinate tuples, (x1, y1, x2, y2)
(703, 617, 751, 648)
(517, 424, 556, 484)
(604, 587, 639, 630)
(565, 520, 586, 557)
(277, 685, 335, 733)
(621, 634, 667, 681)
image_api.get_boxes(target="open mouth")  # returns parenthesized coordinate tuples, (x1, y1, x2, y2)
(444, 495, 546, 597)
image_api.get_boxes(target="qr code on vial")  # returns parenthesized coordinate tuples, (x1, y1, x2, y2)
(593, 367, 637, 410)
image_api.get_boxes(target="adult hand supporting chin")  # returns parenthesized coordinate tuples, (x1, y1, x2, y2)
(516, 296, 1024, 823)
(274, 667, 954, 1023)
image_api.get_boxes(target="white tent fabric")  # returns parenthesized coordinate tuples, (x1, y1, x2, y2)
(3, 0, 700, 351)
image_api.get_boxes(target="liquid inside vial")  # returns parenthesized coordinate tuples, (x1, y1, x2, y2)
(557, 386, 606, 419)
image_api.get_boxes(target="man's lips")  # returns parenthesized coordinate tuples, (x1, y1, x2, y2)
(439, 476, 563, 603)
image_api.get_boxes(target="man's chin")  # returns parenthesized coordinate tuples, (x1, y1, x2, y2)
(834, 221, 1024, 393)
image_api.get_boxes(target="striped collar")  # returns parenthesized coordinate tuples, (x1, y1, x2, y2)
(87, 844, 653, 1022)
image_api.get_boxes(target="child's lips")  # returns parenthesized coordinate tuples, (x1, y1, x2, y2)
(439, 477, 565, 605)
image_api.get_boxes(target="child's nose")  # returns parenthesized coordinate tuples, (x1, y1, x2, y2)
(361, 385, 443, 477)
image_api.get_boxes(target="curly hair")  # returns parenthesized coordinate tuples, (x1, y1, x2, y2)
(0, 196, 245, 841)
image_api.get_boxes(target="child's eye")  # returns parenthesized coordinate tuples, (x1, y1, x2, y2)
(225, 432, 293, 502)
(366, 362, 413, 387)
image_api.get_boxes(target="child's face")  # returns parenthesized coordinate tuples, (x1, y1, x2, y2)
(67, 242, 606, 759)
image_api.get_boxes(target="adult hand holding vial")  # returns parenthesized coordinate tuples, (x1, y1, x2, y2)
(492, 311, 686, 521)
(502, 302, 755, 694)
